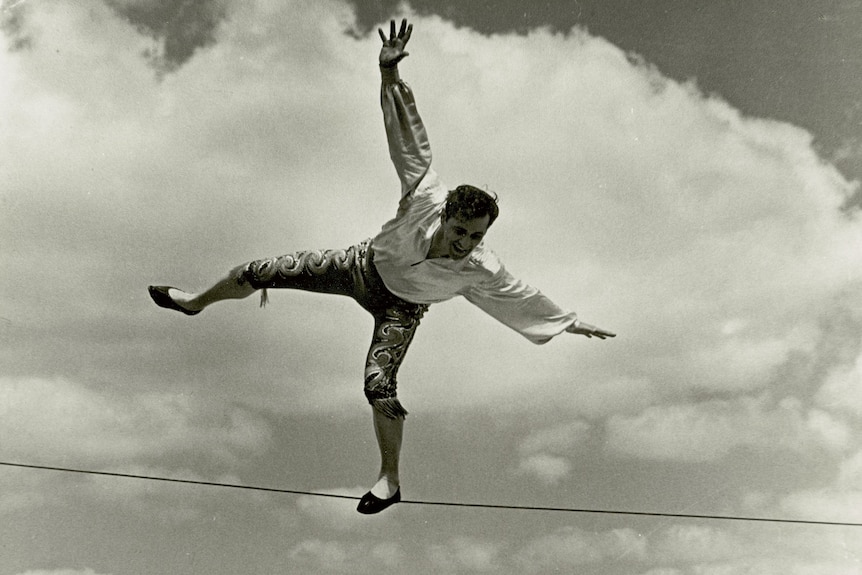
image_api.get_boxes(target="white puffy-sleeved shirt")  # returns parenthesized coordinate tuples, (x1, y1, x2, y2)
(371, 67, 577, 344)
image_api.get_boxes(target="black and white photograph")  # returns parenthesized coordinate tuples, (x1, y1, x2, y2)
(1, 1, 861, 573)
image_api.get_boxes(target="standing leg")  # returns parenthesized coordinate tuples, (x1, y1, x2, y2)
(357, 302, 426, 513)
(371, 408, 403, 499)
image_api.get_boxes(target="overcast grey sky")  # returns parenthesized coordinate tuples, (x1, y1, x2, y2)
(2, 1, 862, 574)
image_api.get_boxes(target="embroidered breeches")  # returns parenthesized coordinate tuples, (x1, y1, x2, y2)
(236, 240, 427, 419)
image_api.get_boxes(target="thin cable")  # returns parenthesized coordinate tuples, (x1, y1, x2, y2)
(2, 460, 860, 528)
(0, 461, 358, 502)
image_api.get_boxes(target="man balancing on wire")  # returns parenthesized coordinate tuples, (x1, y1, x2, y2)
(148, 18, 615, 515)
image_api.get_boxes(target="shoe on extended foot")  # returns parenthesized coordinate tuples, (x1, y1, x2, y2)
(356, 488, 401, 515)
(148, 285, 201, 316)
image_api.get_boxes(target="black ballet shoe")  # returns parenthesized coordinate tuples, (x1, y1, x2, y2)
(356, 488, 401, 515)
(148, 285, 201, 316)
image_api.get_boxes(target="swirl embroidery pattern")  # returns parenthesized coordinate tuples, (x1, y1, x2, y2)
(364, 303, 427, 419)
(252, 247, 358, 282)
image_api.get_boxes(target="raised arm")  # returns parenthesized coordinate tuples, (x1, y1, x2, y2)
(378, 19, 432, 198)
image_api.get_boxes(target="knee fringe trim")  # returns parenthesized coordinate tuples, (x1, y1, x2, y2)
(371, 397, 408, 420)
(231, 263, 269, 308)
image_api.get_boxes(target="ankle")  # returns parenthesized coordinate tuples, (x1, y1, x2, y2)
(168, 289, 202, 311)
(371, 475, 399, 498)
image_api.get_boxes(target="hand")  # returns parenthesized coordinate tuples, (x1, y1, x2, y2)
(566, 320, 616, 339)
(378, 18, 413, 68)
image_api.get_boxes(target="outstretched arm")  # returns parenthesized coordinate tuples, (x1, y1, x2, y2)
(378, 19, 432, 198)
(462, 266, 616, 344)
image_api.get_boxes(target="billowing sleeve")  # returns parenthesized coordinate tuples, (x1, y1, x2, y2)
(380, 66, 433, 198)
(461, 267, 578, 345)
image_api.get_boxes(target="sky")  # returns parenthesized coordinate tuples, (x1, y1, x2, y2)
(1, 0, 862, 574)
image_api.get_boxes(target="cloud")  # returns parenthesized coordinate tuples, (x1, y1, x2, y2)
(0, 375, 275, 521)
(100, 0, 229, 74)
(515, 420, 590, 483)
(649, 524, 741, 565)
(0, 376, 272, 465)
(816, 351, 862, 419)
(516, 454, 572, 485)
(836, 449, 862, 489)
(516, 522, 862, 575)
(514, 526, 646, 571)
(1, 1, 32, 51)
(427, 538, 501, 572)
(775, 448, 862, 524)
(288, 539, 350, 571)
(781, 489, 862, 524)
(605, 394, 853, 462)
(287, 539, 407, 574)
(644, 521, 862, 574)
(518, 420, 592, 453)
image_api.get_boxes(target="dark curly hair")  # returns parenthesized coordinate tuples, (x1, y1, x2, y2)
(443, 185, 499, 226)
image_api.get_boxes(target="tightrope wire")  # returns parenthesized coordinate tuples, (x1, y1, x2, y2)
(2, 460, 860, 527)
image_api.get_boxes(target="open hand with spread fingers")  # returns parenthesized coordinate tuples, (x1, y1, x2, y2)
(378, 18, 413, 68)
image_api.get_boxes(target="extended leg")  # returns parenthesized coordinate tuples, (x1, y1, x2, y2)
(150, 246, 363, 315)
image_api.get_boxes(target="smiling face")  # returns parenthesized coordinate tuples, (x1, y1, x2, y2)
(438, 213, 491, 260)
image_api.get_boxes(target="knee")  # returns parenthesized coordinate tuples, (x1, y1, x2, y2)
(230, 263, 261, 292)
(364, 381, 408, 419)
(230, 263, 249, 283)
(364, 368, 396, 402)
